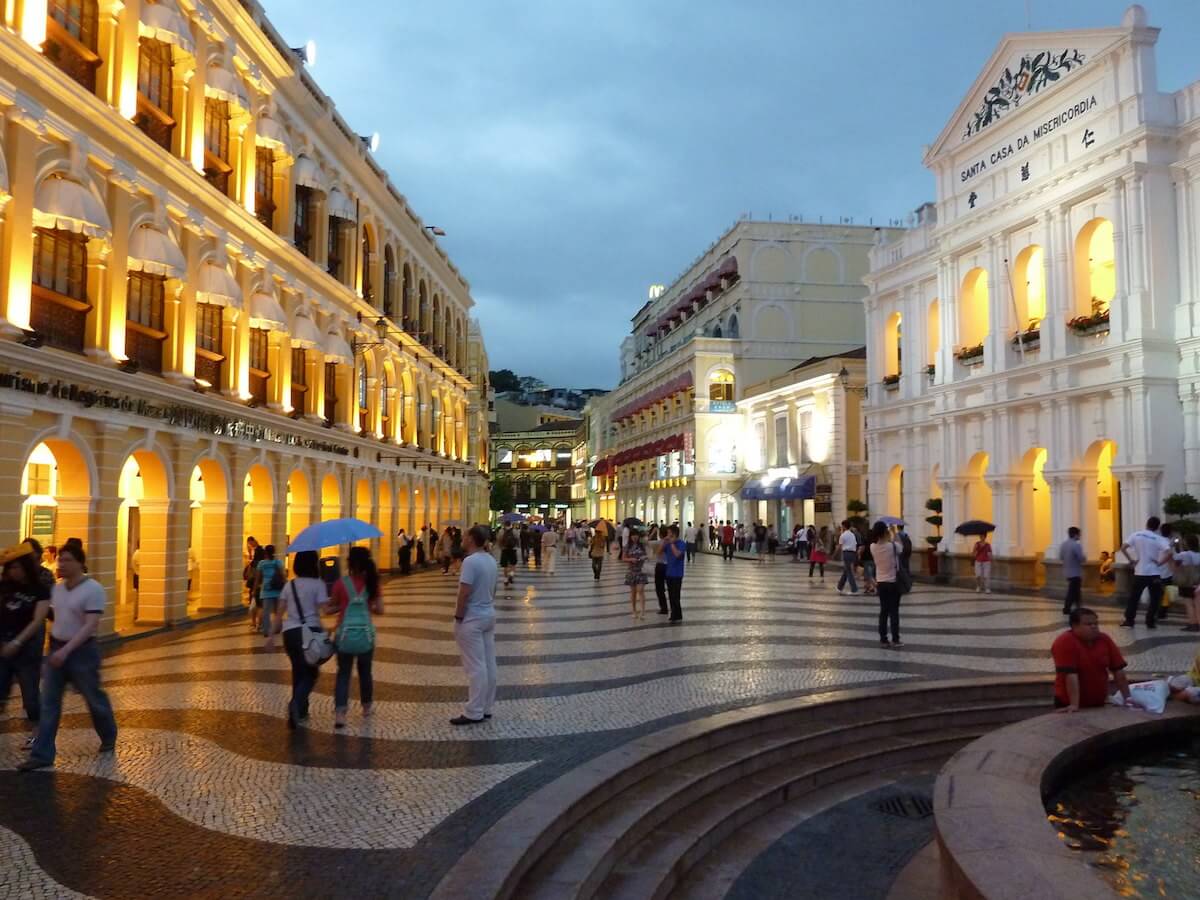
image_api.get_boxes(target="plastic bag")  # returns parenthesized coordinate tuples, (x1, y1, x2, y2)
(1128, 679, 1170, 714)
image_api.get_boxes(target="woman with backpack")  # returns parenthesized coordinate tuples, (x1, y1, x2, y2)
(273, 550, 328, 730)
(254, 545, 286, 649)
(246, 543, 265, 632)
(323, 546, 382, 728)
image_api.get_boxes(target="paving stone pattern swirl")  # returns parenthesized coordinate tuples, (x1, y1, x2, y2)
(0, 553, 1193, 898)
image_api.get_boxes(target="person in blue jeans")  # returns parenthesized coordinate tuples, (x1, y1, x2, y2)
(836, 521, 860, 594)
(19, 543, 117, 771)
(664, 525, 687, 623)
(323, 546, 383, 729)
(255, 545, 286, 649)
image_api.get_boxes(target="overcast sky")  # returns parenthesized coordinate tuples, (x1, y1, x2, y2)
(265, 1, 1200, 389)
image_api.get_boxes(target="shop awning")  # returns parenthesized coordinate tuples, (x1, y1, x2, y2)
(292, 155, 324, 191)
(128, 223, 185, 278)
(321, 329, 354, 365)
(255, 115, 293, 160)
(591, 458, 612, 476)
(204, 63, 249, 113)
(139, 0, 194, 54)
(289, 309, 323, 349)
(717, 255, 738, 278)
(248, 290, 288, 331)
(326, 188, 355, 221)
(779, 475, 816, 500)
(741, 479, 765, 500)
(742, 475, 815, 501)
(194, 259, 242, 308)
(33, 174, 111, 238)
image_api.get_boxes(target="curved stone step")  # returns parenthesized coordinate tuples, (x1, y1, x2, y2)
(516, 694, 1047, 900)
(429, 676, 1054, 900)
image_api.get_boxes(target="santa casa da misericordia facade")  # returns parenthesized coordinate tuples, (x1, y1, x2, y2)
(0, 0, 490, 634)
(864, 5, 1200, 587)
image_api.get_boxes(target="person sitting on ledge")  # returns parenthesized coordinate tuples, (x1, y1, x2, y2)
(1052, 607, 1133, 712)
(1167, 648, 1200, 705)
(1098, 551, 1116, 583)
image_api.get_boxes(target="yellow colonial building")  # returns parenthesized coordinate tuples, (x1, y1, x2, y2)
(0, 0, 491, 634)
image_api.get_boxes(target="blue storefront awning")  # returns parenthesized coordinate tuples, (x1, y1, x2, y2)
(742, 475, 815, 501)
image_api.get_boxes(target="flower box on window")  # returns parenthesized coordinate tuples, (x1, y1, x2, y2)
(1067, 308, 1111, 336)
(1011, 326, 1040, 353)
(924, 364, 936, 381)
(882, 373, 900, 390)
(954, 343, 985, 365)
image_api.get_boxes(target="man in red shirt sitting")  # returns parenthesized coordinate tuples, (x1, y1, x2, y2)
(1052, 607, 1133, 712)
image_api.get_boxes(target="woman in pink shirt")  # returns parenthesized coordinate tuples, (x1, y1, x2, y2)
(973, 535, 993, 594)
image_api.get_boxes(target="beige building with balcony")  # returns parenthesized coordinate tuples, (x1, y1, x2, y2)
(864, 7, 1200, 587)
(736, 349, 867, 537)
(590, 219, 899, 528)
(490, 420, 584, 522)
(0, 0, 490, 634)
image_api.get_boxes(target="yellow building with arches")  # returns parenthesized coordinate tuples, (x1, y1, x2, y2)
(864, 7, 1195, 588)
(0, 0, 491, 635)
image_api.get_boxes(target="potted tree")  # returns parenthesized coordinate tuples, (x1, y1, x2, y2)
(925, 497, 943, 577)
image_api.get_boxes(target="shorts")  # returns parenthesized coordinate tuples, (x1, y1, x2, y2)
(500, 548, 518, 567)
(974, 561, 991, 578)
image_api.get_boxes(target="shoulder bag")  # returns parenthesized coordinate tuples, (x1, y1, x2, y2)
(289, 581, 335, 666)
(334, 576, 376, 656)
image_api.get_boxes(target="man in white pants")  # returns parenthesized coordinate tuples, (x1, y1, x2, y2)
(451, 526, 498, 725)
(542, 526, 559, 575)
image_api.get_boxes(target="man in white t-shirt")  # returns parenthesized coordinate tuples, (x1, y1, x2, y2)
(452, 526, 499, 725)
(1119, 516, 1171, 629)
(836, 521, 860, 594)
(683, 522, 699, 562)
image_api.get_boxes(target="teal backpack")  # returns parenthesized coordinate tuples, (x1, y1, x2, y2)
(335, 576, 376, 655)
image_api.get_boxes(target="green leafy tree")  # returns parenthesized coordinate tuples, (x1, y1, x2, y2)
(1164, 493, 1200, 519)
(489, 369, 521, 392)
(925, 497, 943, 547)
(489, 477, 514, 512)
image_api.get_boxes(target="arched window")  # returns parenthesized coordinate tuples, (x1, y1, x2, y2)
(203, 98, 233, 196)
(357, 362, 370, 433)
(958, 267, 989, 350)
(415, 383, 425, 446)
(1013, 245, 1046, 330)
(361, 228, 374, 302)
(418, 281, 430, 344)
(324, 361, 339, 423)
(45, 0, 101, 92)
(432, 297, 442, 354)
(402, 264, 414, 328)
(709, 369, 735, 403)
(254, 147, 275, 229)
(727, 314, 739, 339)
(926, 298, 940, 367)
(380, 368, 393, 438)
(383, 246, 396, 319)
(1074, 218, 1115, 319)
(134, 37, 174, 149)
(431, 393, 441, 451)
(291, 347, 308, 414)
(884, 312, 902, 378)
(248, 327, 271, 405)
(32, 227, 89, 354)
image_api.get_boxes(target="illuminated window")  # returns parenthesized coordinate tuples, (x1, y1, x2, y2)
(126, 271, 166, 374)
(383, 246, 396, 318)
(254, 148, 275, 229)
(324, 361, 338, 422)
(361, 232, 373, 302)
(1075, 218, 1115, 317)
(25, 463, 53, 497)
(32, 227, 90, 354)
(1013, 245, 1046, 328)
(709, 369, 735, 403)
(290, 347, 308, 413)
(327, 216, 349, 282)
(203, 98, 232, 195)
(294, 186, 315, 257)
(958, 267, 989, 349)
(45, 0, 101, 92)
(380, 369, 393, 437)
(884, 312, 902, 377)
(357, 362, 369, 432)
(194, 302, 224, 387)
(135, 38, 174, 150)
(774, 415, 789, 467)
(498, 448, 513, 468)
(248, 328, 270, 405)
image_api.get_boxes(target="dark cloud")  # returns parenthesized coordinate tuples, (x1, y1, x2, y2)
(264, 0, 1200, 387)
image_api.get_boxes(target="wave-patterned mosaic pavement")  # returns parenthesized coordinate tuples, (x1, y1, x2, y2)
(1, 553, 1194, 898)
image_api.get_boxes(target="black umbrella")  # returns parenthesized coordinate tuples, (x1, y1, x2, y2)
(955, 520, 995, 536)
(623, 516, 644, 528)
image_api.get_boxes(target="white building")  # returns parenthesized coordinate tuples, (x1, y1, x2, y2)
(864, 5, 1199, 587)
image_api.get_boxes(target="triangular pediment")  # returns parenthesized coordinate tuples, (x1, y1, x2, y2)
(925, 27, 1128, 164)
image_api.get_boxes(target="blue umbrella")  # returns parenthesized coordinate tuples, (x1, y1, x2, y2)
(877, 516, 906, 527)
(286, 518, 382, 553)
(500, 512, 526, 524)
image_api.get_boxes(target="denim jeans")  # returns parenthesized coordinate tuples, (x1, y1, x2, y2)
(877, 581, 901, 643)
(260, 595, 279, 636)
(283, 627, 320, 721)
(0, 636, 43, 721)
(837, 551, 859, 592)
(29, 639, 117, 765)
(334, 650, 374, 710)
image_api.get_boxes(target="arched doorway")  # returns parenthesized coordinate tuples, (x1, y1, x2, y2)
(396, 483, 411, 535)
(117, 449, 171, 630)
(189, 458, 229, 614)
(321, 473, 341, 522)
(887, 465, 904, 520)
(19, 438, 92, 551)
(286, 469, 311, 548)
(354, 477, 372, 547)
(1019, 448, 1051, 561)
(963, 452, 993, 524)
(244, 464, 274, 552)
(1083, 440, 1122, 557)
(377, 481, 393, 566)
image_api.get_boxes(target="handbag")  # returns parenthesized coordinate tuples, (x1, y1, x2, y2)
(895, 542, 913, 595)
(334, 576, 376, 655)
(289, 581, 334, 666)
